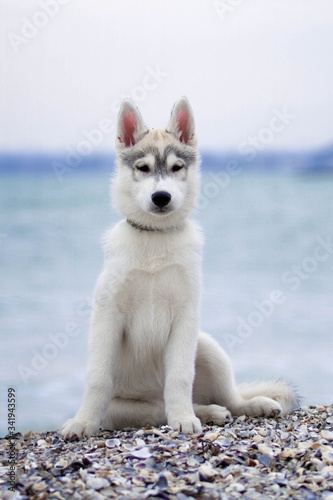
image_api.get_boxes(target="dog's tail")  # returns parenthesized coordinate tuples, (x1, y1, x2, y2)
(237, 379, 301, 416)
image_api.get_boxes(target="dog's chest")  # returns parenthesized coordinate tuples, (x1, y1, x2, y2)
(102, 220, 202, 325)
(118, 264, 192, 316)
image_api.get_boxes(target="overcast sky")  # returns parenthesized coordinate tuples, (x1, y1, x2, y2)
(1, 0, 333, 153)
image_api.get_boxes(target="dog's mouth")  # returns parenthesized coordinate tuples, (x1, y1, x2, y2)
(150, 205, 174, 215)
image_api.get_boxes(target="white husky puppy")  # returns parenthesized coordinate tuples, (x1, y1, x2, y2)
(61, 97, 298, 438)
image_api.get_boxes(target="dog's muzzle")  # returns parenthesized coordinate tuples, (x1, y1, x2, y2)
(151, 191, 171, 208)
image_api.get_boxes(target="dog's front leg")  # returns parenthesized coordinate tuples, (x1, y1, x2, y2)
(164, 310, 202, 434)
(61, 303, 122, 439)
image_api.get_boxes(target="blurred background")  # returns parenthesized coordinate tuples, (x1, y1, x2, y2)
(1, 0, 333, 435)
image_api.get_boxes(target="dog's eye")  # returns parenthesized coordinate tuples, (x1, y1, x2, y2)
(137, 165, 150, 173)
(172, 164, 184, 172)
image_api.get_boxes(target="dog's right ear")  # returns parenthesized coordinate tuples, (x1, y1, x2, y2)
(116, 100, 147, 151)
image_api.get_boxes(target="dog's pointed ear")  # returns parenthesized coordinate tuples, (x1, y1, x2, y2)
(116, 100, 148, 151)
(167, 97, 197, 147)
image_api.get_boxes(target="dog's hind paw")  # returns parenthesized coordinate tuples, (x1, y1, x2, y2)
(168, 415, 202, 434)
(198, 404, 232, 426)
(61, 418, 100, 439)
(241, 396, 282, 418)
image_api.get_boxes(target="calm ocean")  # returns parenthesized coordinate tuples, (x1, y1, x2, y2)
(1, 163, 332, 435)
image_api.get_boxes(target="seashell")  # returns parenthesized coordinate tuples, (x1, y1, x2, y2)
(155, 473, 168, 489)
(55, 459, 69, 469)
(198, 463, 216, 480)
(105, 438, 121, 448)
(187, 456, 198, 467)
(6, 405, 333, 499)
(130, 447, 151, 459)
(37, 439, 47, 447)
(215, 438, 232, 447)
(86, 477, 110, 490)
(279, 431, 289, 440)
(258, 454, 271, 467)
(232, 483, 246, 493)
(321, 430, 333, 441)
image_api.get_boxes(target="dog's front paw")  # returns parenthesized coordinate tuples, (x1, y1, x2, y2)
(168, 414, 202, 434)
(61, 418, 100, 439)
(242, 396, 282, 418)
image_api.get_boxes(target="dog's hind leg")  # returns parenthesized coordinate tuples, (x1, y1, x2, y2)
(101, 398, 167, 430)
(194, 332, 284, 418)
(102, 397, 232, 430)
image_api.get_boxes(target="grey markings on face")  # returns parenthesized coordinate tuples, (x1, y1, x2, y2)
(120, 142, 198, 182)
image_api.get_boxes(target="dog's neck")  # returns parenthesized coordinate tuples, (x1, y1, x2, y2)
(126, 219, 184, 233)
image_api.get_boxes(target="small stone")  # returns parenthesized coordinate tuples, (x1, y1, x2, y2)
(280, 449, 296, 458)
(258, 443, 273, 456)
(23, 430, 35, 440)
(204, 431, 218, 441)
(94, 440, 105, 448)
(32, 481, 47, 492)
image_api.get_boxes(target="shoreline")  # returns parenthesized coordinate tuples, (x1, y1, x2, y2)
(1, 405, 333, 499)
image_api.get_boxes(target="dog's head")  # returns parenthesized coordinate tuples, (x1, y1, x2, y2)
(112, 97, 200, 230)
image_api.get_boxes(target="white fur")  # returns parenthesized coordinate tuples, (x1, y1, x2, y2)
(61, 98, 299, 438)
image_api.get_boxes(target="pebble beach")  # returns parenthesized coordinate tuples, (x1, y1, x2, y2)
(1, 405, 333, 499)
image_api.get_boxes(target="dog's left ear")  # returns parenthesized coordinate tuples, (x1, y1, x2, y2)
(116, 100, 148, 151)
(167, 97, 197, 147)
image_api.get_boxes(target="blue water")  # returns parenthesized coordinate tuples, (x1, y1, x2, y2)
(1, 166, 333, 435)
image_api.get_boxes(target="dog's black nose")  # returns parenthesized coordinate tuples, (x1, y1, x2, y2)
(151, 191, 171, 208)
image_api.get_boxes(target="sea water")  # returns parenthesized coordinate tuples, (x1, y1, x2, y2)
(1, 166, 332, 435)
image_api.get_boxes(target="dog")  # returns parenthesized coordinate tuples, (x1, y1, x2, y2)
(61, 97, 299, 438)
